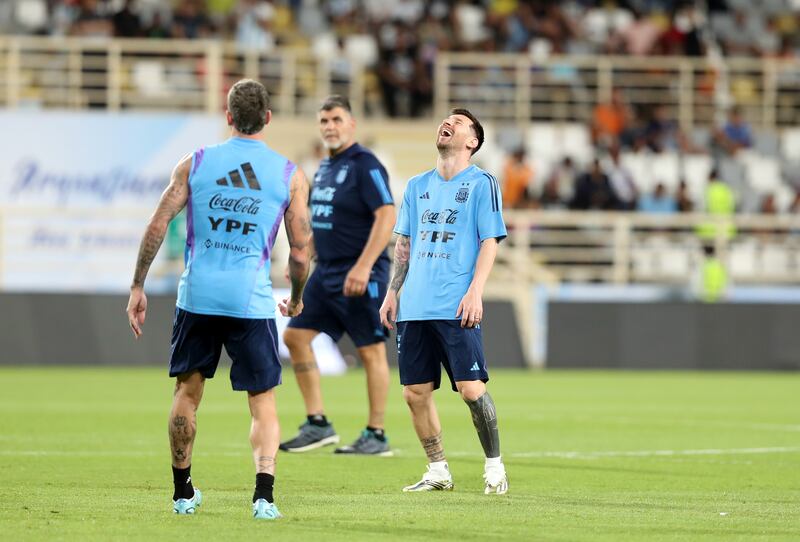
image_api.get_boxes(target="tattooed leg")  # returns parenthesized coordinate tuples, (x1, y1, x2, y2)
(465, 392, 500, 459)
(283, 327, 325, 416)
(169, 372, 205, 468)
(248, 389, 280, 475)
(403, 383, 445, 462)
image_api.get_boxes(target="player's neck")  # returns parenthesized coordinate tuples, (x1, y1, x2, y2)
(436, 153, 471, 181)
(231, 128, 263, 141)
(328, 140, 356, 158)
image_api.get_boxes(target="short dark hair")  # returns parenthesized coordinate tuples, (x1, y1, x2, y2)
(320, 95, 352, 113)
(450, 108, 484, 155)
(227, 79, 270, 135)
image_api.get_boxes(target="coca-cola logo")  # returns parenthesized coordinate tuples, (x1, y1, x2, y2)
(209, 193, 261, 215)
(421, 209, 459, 225)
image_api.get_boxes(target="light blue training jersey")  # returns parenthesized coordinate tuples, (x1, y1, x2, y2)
(394, 164, 507, 321)
(176, 137, 295, 318)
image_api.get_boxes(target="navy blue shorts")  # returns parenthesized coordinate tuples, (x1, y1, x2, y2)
(396, 320, 489, 392)
(169, 308, 282, 392)
(287, 259, 389, 347)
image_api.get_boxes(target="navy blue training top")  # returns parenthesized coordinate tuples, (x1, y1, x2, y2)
(309, 143, 394, 263)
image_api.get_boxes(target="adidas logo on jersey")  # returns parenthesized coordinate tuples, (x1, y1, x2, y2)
(215, 162, 262, 190)
(419, 192, 430, 200)
(470, 362, 480, 371)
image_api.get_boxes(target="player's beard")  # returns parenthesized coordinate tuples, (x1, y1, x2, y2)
(436, 139, 455, 157)
(323, 138, 342, 151)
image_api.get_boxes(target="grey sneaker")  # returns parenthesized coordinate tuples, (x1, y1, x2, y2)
(334, 429, 393, 456)
(279, 421, 339, 452)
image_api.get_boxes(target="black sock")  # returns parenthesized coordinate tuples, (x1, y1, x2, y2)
(367, 426, 386, 441)
(307, 414, 328, 426)
(253, 473, 275, 503)
(172, 466, 194, 500)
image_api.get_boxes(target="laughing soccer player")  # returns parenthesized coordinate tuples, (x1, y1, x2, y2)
(379, 109, 509, 495)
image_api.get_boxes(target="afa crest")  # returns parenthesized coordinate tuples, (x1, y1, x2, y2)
(336, 165, 350, 184)
(455, 185, 470, 203)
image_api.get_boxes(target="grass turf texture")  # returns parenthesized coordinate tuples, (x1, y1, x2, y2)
(0, 368, 798, 541)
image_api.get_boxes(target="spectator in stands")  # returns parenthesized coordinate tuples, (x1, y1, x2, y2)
(69, 0, 113, 37)
(544, 156, 577, 205)
(529, 1, 579, 54)
(570, 159, 619, 210)
(145, 10, 171, 39)
(172, 0, 214, 39)
(759, 193, 778, 214)
(713, 106, 753, 155)
(644, 104, 690, 153)
(591, 88, 631, 148)
(501, 148, 535, 209)
(113, 0, 143, 37)
(659, 4, 704, 57)
(606, 145, 637, 210)
(638, 182, 677, 214)
(607, 8, 662, 56)
(539, 180, 567, 210)
(676, 180, 694, 212)
(236, 0, 275, 51)
(790, 192, 800, 214)
(697, 169, 737, 241)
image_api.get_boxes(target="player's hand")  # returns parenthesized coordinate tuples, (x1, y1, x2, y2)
(456, 287, 483, 328)
(279, 297, 303, 317)
(380, 290, 398, 330)
(343, 263, 370, 297)
(126, 287, 147, 339)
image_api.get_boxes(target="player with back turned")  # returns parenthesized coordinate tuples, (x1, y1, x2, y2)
(380, 108, 509, 494)
(125, 79, 311, 519)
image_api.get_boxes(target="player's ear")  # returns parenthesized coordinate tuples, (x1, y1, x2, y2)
(466, 136, 478, 154)
(264, 110, 272, 127)
(225, 110, 233, 126)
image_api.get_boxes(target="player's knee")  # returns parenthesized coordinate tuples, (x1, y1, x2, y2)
(174, 373, 204, 405)
(403, 385, 430, 408)
(283, 328, 310, 352)
(458, 382, 486, 403)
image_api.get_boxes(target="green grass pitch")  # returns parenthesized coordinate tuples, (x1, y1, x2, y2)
(0, 367, 798, 541)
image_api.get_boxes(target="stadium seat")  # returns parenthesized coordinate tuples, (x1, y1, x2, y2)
(741, 153, 782, 194)
(682, 155, 712, 203)
(649, 154, 680, 191)
(133, 61, 168, 97)
(620, 153, 653, 193)
(781, 128, 800, 162)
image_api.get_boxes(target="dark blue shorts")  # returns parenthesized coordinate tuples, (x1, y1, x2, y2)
(287, 259, 389, 347)
(396, 320, 489, 392)
(169, 308, 282, 392)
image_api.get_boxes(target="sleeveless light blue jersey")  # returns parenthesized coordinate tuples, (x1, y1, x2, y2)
(394, 165, 506, 321)
(176, 137, 295, 318)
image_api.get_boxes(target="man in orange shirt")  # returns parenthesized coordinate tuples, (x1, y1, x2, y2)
(592, 88, 630, 147)
(501, 148, 534, 208)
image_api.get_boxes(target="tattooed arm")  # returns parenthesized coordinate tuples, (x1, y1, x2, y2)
(379, 235, 410, 330)
(126, 154, 191, 338)
(279, 167, 311, 317)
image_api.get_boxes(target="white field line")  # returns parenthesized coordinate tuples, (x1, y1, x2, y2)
(1, 446, 799, 459)
(481, 446, 800, 459)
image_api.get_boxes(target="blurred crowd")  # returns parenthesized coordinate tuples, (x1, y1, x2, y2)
(499, 99, 798, 216)
(3, 1, 799, 118)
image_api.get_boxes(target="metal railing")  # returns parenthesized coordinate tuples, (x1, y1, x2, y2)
(2, 36, 798, 128)
(434, 52, 800, 129)
(496, 211, 800, 285)
(0, 36, 368, 116)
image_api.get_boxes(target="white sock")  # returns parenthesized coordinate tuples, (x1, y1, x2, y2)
(429, 460, 449, 473)
(485, 456, 503, 469)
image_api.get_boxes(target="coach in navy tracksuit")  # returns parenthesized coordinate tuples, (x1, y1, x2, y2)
(281, 95, 395, 456)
